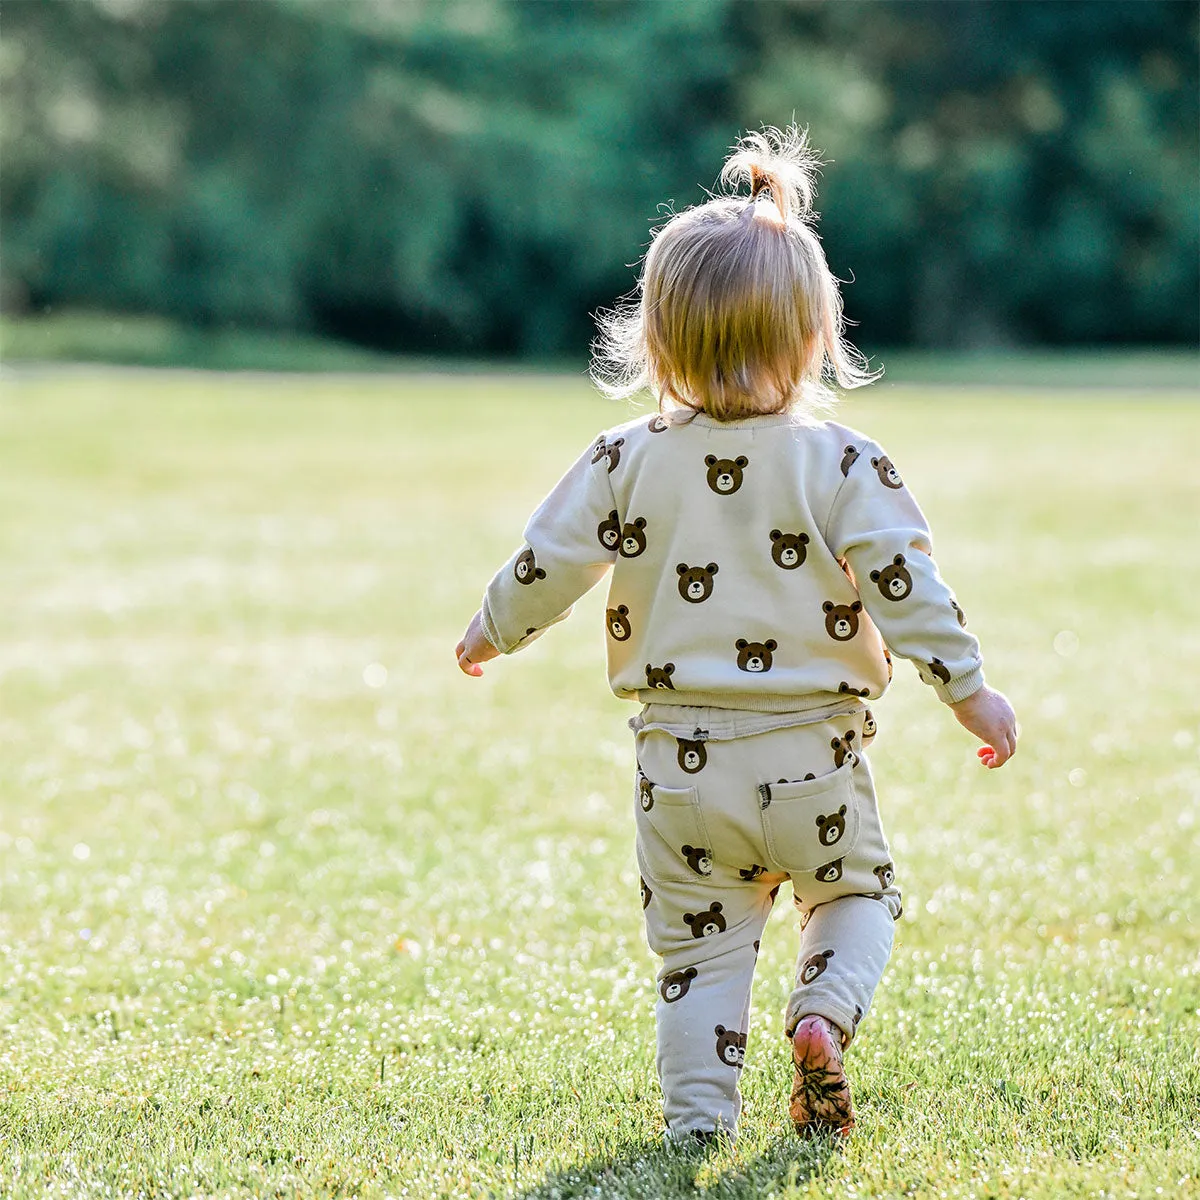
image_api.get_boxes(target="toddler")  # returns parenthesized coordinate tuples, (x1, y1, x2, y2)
(455, 127, 1017, 1142)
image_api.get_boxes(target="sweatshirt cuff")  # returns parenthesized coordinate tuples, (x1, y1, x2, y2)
(479, 595, 509, 654)
(935, 666, 986, 705)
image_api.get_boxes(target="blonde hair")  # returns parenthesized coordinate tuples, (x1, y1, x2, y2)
(592, 126, 879, 421)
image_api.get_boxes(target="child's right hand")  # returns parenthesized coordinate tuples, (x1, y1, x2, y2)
(949, 686, 1018, 768)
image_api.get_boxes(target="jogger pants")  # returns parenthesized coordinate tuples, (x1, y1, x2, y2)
(633, 705, 902, 1139)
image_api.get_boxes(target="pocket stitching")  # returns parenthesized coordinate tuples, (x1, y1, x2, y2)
(636, 783, 713, 883)
(760, 764, 862, 873)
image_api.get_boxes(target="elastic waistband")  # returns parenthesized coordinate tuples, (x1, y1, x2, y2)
(628, 696, 865, 742)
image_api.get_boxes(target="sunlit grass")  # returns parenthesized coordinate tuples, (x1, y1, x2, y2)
(0, 369, 1197, 1199)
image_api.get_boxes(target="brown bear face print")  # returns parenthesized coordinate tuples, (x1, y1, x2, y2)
(645, 662, 676, 690)
(677, 738, 707, 773)
(871, 455, 903, 489)
(739, 864, 767, 881)
(822, 601, 862, 641)
(770, 529, 810, 569)
(606, 605, 632, 641)
(951, 599, 967, 627)
(815, 858, 844, 883)
(862, 710, 877, 742)
(928, 658, 951, 684)
(874, 862, 895, 889)
(514, 547, 545, 584)
(602, 437, 624, 472)
(831, 731, 858, 768)
(637, 775, 654, 811)
(735, 639, 777, 673)
(640, 877, 652, 908)
(870, 554, 913, 601)
(704, 455, 748, 495)
(815, 805, 847, 846)
(659, 967, 696, 1003)
(799, 948, 834, 984)
(838, 682, 870, 697)
(619, 517, 648, 558)
(840, 445, 860, 476)
(714, 1025, 747, 1068)
(597, 510, 620, 552)
(683, 902, 725, 938)
(676, 562, 719, 603)
(682, 844, 713, 876)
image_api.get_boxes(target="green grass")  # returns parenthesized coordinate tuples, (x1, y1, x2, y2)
(4, 307, 1197, 387)
(0, 369, 1197, 1199)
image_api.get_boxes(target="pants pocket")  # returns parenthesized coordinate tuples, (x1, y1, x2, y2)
(758, 761, 861, 876)
(635, 775, 714, 884)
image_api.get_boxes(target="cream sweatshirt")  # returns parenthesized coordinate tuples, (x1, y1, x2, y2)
(481, 407, 983, 714)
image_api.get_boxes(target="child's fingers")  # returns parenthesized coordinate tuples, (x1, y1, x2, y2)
(977, 731, 1015, 768)
(455, 642, 484, 677)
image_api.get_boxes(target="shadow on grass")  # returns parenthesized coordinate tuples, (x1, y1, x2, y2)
(514, 1130, 839, 1199)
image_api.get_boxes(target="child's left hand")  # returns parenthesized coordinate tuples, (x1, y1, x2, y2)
(456, 610, 500, 677)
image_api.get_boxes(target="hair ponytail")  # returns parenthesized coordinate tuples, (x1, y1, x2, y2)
(592, 124, 879, 420)
(720, 126, 823, 224)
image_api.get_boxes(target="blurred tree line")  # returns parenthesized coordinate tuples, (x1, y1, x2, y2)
(2, 0, 1196, 357)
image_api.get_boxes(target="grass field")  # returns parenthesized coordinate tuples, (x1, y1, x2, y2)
(0, 368, 1197, 1199)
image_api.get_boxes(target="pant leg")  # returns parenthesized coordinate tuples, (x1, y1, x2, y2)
(782, 730, 902, 1044)
(641, 866, 780, 1139)
(634, 726, 785, 1140)
(785, 893, 896, 1041)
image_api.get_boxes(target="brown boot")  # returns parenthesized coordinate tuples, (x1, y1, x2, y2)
(789, 1014, 854, 1136)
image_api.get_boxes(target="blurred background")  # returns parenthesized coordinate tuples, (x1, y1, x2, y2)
(2, 0, 1197, 372)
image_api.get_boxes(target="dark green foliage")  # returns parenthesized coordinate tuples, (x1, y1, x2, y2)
(1, 0, 1196, 354)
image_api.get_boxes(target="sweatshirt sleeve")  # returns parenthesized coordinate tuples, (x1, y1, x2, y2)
(479, 436, 619, 654)
(823, 441, 984, 703)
